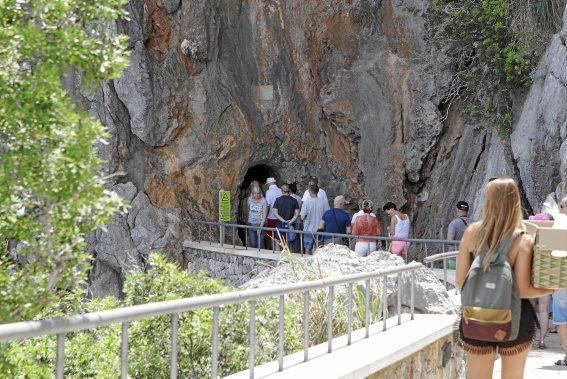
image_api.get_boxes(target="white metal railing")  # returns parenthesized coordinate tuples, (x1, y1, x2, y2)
(0, 263, 423, 379)
(194, 220, 459, 263)
(423, 251, 459, 290)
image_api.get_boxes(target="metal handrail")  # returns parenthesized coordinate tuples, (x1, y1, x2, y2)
(195, 220, 457, 244)
(423, 251, 459, 264)
(193, 220, 459, 263)
(0, 262, 423, 379)
(423, 251, 459, 291)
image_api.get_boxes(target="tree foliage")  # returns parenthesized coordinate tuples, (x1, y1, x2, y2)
(0, 0, 130, 323)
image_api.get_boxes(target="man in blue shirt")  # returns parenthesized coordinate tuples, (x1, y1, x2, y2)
(319, 195, 351, 246)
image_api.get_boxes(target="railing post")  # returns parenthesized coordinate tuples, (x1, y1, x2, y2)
(233, 225, 236, 248)
(347, 282, 353, 345)
(443, 258, 448, 290)
(56, 333, 64, 379)
(397, 273, 402, 325)
(249, 300, 256, 379)
(272, 229, 276, 253)
(209, 224, 212, 245)
(304, 291, 310, 362)
(211, 306, 220, 379)
(278, 295, 285, 371)
(121, 322, 129, 379)
(382, 276, 388, 331)
(220, 223, 225, 247)
(364, 279, 370, 338)
(170, 314, 179, 379)
(411, 270, 415, 320)
(327, 286, 334, 353)
(300, 233, 304, 256)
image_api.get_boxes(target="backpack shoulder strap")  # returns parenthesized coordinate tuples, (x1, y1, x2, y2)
(493, 231, 524, 262)
(459, 217, 468, 227)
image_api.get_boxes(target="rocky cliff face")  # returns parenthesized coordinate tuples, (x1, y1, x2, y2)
(76, 1, 567, 297)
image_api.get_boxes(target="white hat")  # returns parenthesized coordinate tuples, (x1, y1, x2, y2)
(266, 177, 276, 184)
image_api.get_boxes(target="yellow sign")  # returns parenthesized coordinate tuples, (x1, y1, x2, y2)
(219, 190, 231, 222)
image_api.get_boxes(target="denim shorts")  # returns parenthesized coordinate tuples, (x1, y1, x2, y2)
(553, 290, 567, 325)
(303, 234, 315, 250)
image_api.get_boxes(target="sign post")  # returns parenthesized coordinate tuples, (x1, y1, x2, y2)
(219, 190, 231, 245)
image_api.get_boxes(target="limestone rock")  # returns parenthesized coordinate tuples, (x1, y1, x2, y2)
(512, 7, 567, 209)
(80, 1, 567, 296)
(89, 182, 184, 297)
(242, 244, 456, 315)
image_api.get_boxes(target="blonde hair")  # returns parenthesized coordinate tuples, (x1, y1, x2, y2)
(470, 178, 523, 270)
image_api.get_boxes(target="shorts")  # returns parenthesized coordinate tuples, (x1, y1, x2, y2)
(391, 240, 409, 257)
(303, 234, 315, 250)
(355, 241, 376, 257)
(459, 299, 535, 356)
(275, 221, 296, 242)
(265, 219, 278, 238)
(552, 289, 567, 325)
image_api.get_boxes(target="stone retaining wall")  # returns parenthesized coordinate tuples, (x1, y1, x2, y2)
(183, 244, 280, 286)
(369, 334, 464, 379)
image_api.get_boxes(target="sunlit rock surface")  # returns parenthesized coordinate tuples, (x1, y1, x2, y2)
(73, 1, 567, 296)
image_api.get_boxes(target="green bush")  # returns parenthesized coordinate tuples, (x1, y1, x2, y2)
(1, 256, 303, 378)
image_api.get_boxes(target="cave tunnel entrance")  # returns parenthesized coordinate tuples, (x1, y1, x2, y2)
(237, 164, 279, 245)
(239, 164, 279, 195)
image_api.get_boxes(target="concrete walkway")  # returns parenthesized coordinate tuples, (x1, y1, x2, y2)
(493, 333, 566, 378)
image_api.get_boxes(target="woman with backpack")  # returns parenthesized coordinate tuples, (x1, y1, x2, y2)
(455, 178, 555, 379)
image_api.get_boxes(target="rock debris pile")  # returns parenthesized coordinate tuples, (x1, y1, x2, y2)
(241, 244, 456, 315)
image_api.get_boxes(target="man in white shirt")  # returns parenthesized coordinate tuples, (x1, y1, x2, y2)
(300, 185, 330, 254)
(301, 176, 328, 203)
(264, 177, 283, 248)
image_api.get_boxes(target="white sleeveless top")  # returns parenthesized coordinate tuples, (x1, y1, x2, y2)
(394, 214, 410, 238)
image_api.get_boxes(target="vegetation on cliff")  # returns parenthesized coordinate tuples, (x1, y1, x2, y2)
(431, 0, 565, 131)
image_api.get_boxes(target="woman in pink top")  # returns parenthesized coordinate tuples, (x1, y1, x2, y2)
(352, 200, 381, 257)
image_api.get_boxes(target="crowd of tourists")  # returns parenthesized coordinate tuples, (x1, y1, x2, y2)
(241, 176, 411, 258)
(245, 176, 567, 375)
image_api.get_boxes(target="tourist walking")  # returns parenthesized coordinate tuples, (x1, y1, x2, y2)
(272, 184, 300, 252)
(383, 202, 410, 259)
(265, 177, 283, 249)
(301, 176, 328, 203)
(246, 186, 267, 248)
(533, 295, 552, 349)
(319, 195, 351, 245)
(455, 178, 554, 379)
(447, 200, 470, 241)
(300, 185, 330, 254)
(352, 199, 381, 256)
(237, 180, 262, 245)
(289, 182, 303, 252)
(553, 196, 567, 366)
(289, 182, 303, 228)
(352, 199, 376, 224)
